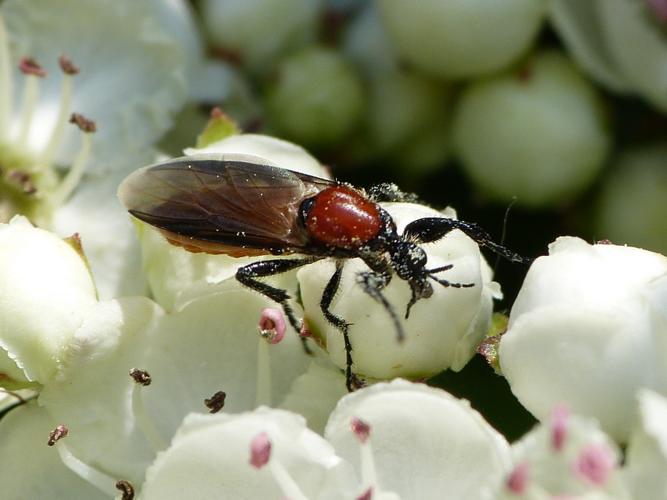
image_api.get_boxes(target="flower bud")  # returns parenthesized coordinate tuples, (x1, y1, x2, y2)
(500, 237, 667, 442)
(551, 0, 667, 111)
(199, 0, 322, 73)
(595, 144, 667, 255)
(266, 47, 365, 149)
(298, 204, 501, 381)
(376, 0, 546, 78)
(453, 51, 610, 207)
(0, 217, 96, 386)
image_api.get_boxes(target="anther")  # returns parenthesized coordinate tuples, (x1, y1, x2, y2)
(7, 170, 36, 194)
(551, 405, 569, 452)
(69, 112, 96, 133)
(249, 432, 271, 469)
(129, 368, 152, 386)
(47, 424, 69, 446)
(115, 480, 135, 500)
(258, 308, 286, 344)
(19, 57, 46, 77)
(58, 55, 79, 75)
(506, 462, 529, 494)
(204, 390, 227, 413)
(350, 417, 371, 444)
(574, 443, 615, 487)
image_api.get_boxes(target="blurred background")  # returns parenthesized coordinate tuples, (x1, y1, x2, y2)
(162, 0, 667, 440)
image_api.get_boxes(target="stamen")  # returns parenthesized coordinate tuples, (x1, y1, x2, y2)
(574, 443, 615, 486)
(249, 432, 271, 469)
(47, 424, 69, 446)
(506, 462, 529, 494)
(50, 113, 95, 206)
(351, 417, 379, 493)
(551, 404, 569, 452)
(249, 432, 309, 500)
(204, 390, 227, 413)
(0, 15, 13, 138)
(39, 55, 79, 166)
(48, 425, 119, 497)
(115, 480, 135, 500)
(255, 308, 286, 407)
(16, 58, 45, 147)
(129, 368, 167, 452)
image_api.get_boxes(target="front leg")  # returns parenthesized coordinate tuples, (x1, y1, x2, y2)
(319, 260, 360, 392)
(356, 253, 405, 343)
(237, 257, 321, 352)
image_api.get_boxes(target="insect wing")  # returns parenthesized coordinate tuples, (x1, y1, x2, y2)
(118, 155, 334, 254)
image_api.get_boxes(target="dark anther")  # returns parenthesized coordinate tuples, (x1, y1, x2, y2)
(19, 57, 46, 77)
(58, 55, 80, 75)
(204, 391, 227, 413)
(47, 424, 69, 446)
(115, 480, 135, 500)
(7, 170, 36, 194)
(69, 113, 97, 133)
(129, 368, 152, 386)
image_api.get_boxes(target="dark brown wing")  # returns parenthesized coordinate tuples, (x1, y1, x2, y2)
(118, 154, 334, 255)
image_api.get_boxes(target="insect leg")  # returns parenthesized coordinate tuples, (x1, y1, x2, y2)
(426, 264, 475, 289)
(403, 217, 531, 264)
(357, 254, 406, 343)
(319, 260, 359, 392)
(237, 257, 321, 353)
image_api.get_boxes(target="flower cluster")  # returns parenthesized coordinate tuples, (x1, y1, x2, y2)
(1, 1, 667, 499)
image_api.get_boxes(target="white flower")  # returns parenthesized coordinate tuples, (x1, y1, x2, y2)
(0, 216, 96, 387)
(623, 390, 667, 499)
(141, 408, 354, 500)
(298, 204, 501, 381)
(500, 237, 667, 442)
(324, 380, 512, 499)
(0, 401, 109, 499)
(140, 380, 511, 499)
(495, 406, 630, 499)
(37, 283, 341, 488)
(0, 0, 188, 298)
(550, 0, 667, 111)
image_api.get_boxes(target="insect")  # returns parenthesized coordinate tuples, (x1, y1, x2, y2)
(118, 154, 528, 390)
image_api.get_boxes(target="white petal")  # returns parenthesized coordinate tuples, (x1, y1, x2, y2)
(279, 358, 348, 434)
(52, 165, 149, 299)
(2, 0, 187, 166)
(40, 285, 312, 485)
(39, 298, 163, 486)
(141, 408, 355, 499)
(0, 217, 96, 385)
(624, 390, 667, 499)
(325, 379, 511, 500)
(184, 133, 330, 178)
(0, 402, 109, 499)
